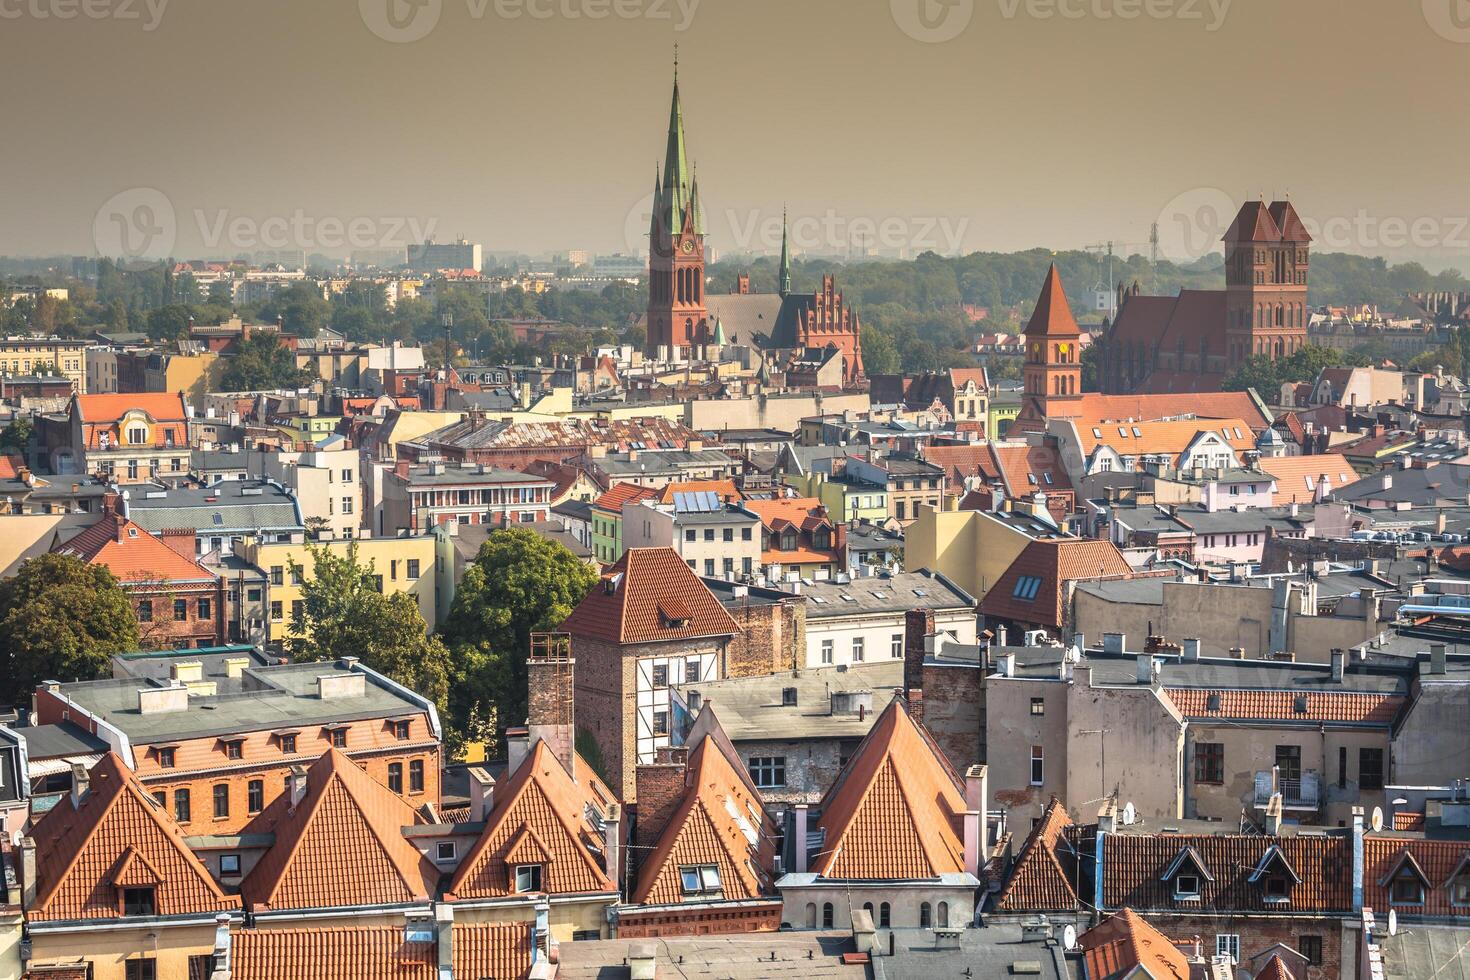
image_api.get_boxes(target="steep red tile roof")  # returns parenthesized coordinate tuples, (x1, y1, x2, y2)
(990, 442, 1074, 497)
(1064, 391, 1270, 432)
(27, 753, 239, 921)
(921, 445, 1000, 488)
(979, 538, 1133, 628)
(995, 798, 1078, 911)
(630, 737, 777, 905)
(1256, 954, 1299, 980)
(75, 392, 189, 424)
(1080, 908, 1191, 980)
(1268, 200, 1312, 243)
(0, 453, 22, 479)
(240, 749, 439, 912)
(560, 547, 738, 645)
(1024, 265, 1081, 338)
(1363, 836, 1470, 918)
(1102, 833, 1352, 913)
(54, 510, 217, 584)
(1073, 417, 1255, 462)
(1225, 200, 1282, 243)
(811, 699, 968, 881)
(592, 481, 658, 514)
(448, 740, 616, 900)
(230, 922, 534, 980)
(1258, 453, 1360, 505)
(1164, 689, 1403, 726)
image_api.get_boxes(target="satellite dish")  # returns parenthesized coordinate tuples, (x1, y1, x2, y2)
(1388, 908, 1398, 936)
(1371, 807, 1384, 833)
(1122, 802, 1137, 826)
(1062, 924, 1078, 951)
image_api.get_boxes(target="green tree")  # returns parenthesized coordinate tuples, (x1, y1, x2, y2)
(861, 325, 900, 375)
(286, 543, 451, 720)
(0, 553, 139, 704)
(0, 416, 33, 453)
(221, 330, 314, 391)
(441, 528, 599, 749)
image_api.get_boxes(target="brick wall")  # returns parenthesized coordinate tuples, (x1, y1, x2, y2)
(570, 634, 635, 800)
(919, 660, 983, 774)
(1138, 912, 1343, 980)
(633, 752, 689, 853)
(616, 900, 784, 939)
(724, 598, 805, 677)
(904, 607, 935, 700)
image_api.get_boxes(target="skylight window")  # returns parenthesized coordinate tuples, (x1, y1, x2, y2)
(1093, 427, 1103, 438)
(1012, 575, 1043, 601)
(1132, 427, 1142, 438)
(1118, 427, 1129, 438)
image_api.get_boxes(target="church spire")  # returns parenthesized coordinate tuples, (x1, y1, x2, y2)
(662, 59, 693, 237)
(778, 208, 792, 297)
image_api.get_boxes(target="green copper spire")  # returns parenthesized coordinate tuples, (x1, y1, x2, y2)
(778, 208, 792, 297)
(689, 165, 705, 236)
(662, 62, 693, 237)
(711, 315, 726, 346)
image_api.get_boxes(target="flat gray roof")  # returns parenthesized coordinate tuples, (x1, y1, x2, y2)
(804, 570, 973, 618)
(675, 662, 903, 742)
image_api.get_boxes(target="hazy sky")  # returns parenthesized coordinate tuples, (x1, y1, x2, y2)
(3, 0, 1469, 268)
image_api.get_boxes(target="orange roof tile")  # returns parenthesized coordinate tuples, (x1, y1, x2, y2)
(979, 538, 1133, 628)
(229, 922, 535, 980)
(1255, 954, 1299, 980)
(1080, 909, 1191, 980)
(560, 547, 739, 645)
(448, 740, 616, 900)
(1024, 265, 1081, 338)
(0, 453, 22, 479)
(1102, 832, 1352, 913)
(630, 737, 777, 905)
(75, 392, 189, 424)
(995, 799, 1078, 911)
(1062, 391, 1270, 432)
(744, 497, 829, 531)
(1258, 454, 1360, 505)
(811, 699, 969, 881)
(54, 511, 217, 584)
(921, 445, 1000, 487)
(990, 442, 1074, 496)
(591, 481, 658, 513)
(1363, 836, 1470, 918)
(27, 753, 240, 921)
(240, 749, 439, 912)
(1164, 688, 1403, 725)
(1072, 418, 1256, 462)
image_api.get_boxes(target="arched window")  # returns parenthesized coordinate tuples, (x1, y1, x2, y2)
(862, 902, 874, 921)
(919, 902, 932, 928)
(1275, 304, 1284, 327)
(806, 903, 817, 929)
(822, 903, 834, 928)
(937, 902, 950, 928)
(879, 902, 891, 927)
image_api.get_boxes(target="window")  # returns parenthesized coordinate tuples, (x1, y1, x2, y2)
(247, 780, 263, 814)
(247, 587, 262, 602)
(515, 864, 543, 893)
(151, 791, 166, 808)
(1030, 745, 1044, 785)
(388, 762, 404, 793)
(291, 600, 303, 622)
(290, 566, 303, 585)
(653, 711, 669, 735)
(122, 886, 156, 916)
(1360, 747, 1385, 790)
(879, 902, 891, 927)
(723, 528, 734, 542)
(394, 720, 411, 740)
(270, 600, 283, 621)
(685, 659, 700, 683)
(125, 959, 157, 980)
(679, 864, 723, 897)
(174, 788, 191, 823)
(1390, 870, 1425, 904)
(852, 637, 865, 662)
(169, 598, 187, 621)
(406, 559, 420, 578)
(213, 784, 230, 819)
(1299, 935, 1323, 966)
(1195, 743, 1225, 784)
(270, 565, 283, 586)
(1451, 874, 1470, 906)
(342, 497, 354, 515)
(330, 728, 348, 748)
(410, 759, 425, 793)
(138, 599, 153, 622)
(919, 902, 932, 928)
(742, 527, 752, 541)
(652, 663, 669, 688)
(704, 558, 715, 576)
(704, 529, 715, 542)
(684, 529, 696, 542)
(436, 841, 457, 862)
(1012, 575, 1043, 601)
(157, 747, 176, 768)
(196, 598, 211, 619)
(281, 734, 298, 754)
(1264, 874, 1291, 901)
(937, 901, 949, 928)
(1215, 934, 1240, 964)
(1275, 745, 1302, 782)
(820, 639, 834, 664)
(891, 633, 904, 659)
(219, 853, 241, 876)
(1174, 873, 1201, 899)
(822, 902, 834, 928)
(1030, 698, 1045, 716)
(225, 740, 243, 760)
(750, 756, 786, 788)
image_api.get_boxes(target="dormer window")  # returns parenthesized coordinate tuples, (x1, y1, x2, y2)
(1163, 846, 1214, 901)
(122, 886, 156, 916)
(781, 530, 797, 551)
(1173, 873, 1200, 900)
(1249, 845, 1300, 904)
(514, 864, 543, 893)
(1447, 853, 1470, 907)
(1380, 848, 1430, 905)
(679, 864, 723, 899)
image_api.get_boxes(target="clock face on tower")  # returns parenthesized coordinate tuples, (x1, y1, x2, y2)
(680, 239, 695, 254)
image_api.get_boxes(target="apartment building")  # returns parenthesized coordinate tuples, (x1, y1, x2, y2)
(379, 460, 553, 535)
(621, 491, 762, 580)
(801, 569, 975, 669)
(54, 392, 191, 483)
(0, 335, 87, 390)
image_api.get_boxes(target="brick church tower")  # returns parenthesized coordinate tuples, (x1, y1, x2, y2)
(644, 67, 708, 359)
(1022, 264, 1083, 420)
(1223, 199, 1311, 370)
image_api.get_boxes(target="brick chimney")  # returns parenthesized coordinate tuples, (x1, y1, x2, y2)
(634, 746, 689, 852)
(903, 607, 935, 706)
(160, 527, 196, 562)
(526, 633, 576, 778)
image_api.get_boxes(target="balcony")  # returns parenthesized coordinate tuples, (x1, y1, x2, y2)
(1253, 769, 1321, 810)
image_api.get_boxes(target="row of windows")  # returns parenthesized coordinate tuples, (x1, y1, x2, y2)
(818, 634, 906, 664)
(1192, 742, 1384, 790)
(151, 757, 425, 823)
(684, 526, 753, 543)
(138, 598, 212, 622)
(803, 900, 950, 929)
(152, 722, 414, 768)
(687, 556, 755, 577)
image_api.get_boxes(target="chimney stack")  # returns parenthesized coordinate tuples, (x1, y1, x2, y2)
(288, 764, 309, 809)
(466, 767, 496, 822)
(634, 746, 689, 852)
(525, 633, 576, 778)
(904, 606, 935, 717)
(19, 836, 36, 908)
(70, 761, 91, 809)
(1264, 793, 1284, 835)
(1331, 648, 1346, 682)
(1182, 638, 1201, 661)
(963, 765, 988, 872)
(603, 802, 623, 893)
(793, 804, 810, 873)
(1430, 643, 1447, 675)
